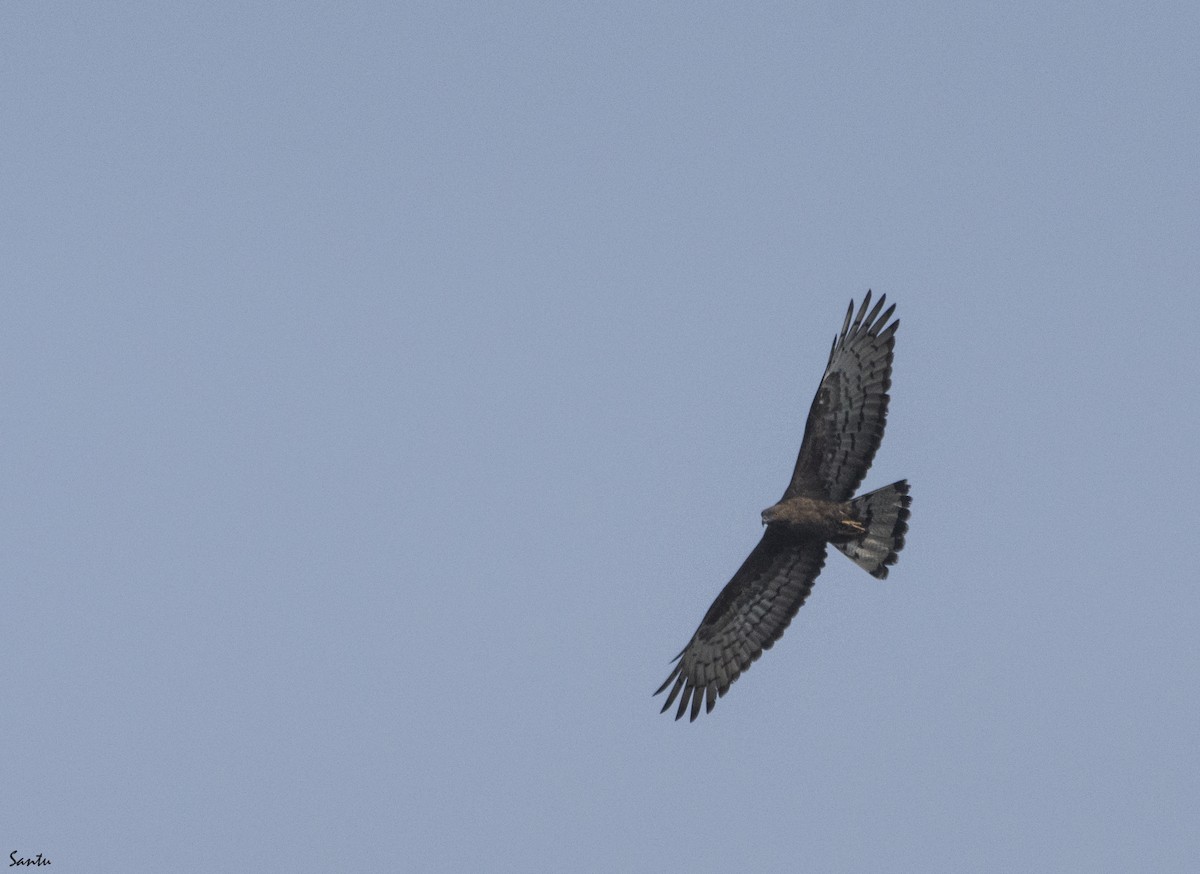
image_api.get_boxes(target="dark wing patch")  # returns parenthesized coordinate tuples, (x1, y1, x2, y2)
(784, 291, 898, 502)
(654, 532, 827, 721)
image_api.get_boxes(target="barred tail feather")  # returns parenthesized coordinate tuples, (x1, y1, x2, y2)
(835, 480, 911, 579)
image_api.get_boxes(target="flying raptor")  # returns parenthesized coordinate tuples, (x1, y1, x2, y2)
(655, 292, 912, 721)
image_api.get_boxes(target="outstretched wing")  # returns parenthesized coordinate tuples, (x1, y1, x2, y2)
(784, 291, 898, 502)
(654, 532, 827, 721)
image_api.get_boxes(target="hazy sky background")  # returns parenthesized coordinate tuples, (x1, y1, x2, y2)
(4, 3, 1199, 871)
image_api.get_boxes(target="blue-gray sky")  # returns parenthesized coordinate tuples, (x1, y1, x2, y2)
(4, 3, 1199, 872)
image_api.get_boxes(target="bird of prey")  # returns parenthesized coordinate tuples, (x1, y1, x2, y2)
(655, 292, 912, 721)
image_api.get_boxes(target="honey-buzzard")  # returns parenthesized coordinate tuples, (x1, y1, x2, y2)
(655, 292, 912, 721)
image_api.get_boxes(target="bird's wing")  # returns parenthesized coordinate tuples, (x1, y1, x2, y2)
(784, 291, 898, 502)
(655, 532, 827, 721)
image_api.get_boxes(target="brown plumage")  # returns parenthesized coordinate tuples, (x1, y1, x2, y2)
(655, 292, 912, 721)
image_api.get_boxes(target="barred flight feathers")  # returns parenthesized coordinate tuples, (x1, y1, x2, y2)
(784, 290, 898, 503)
(655, 535, 827, 721)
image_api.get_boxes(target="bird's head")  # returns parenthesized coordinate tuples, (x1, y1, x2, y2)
(761, 504, 784, 526)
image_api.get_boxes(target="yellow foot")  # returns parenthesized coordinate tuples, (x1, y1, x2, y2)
(842, 519, 866, 534)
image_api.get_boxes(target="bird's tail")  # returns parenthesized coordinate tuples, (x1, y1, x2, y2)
(835, 480, 911, 579)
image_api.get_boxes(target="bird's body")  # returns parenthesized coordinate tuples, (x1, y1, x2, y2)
(656, 292, 912, 721)
(760, 495, 864, 541)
